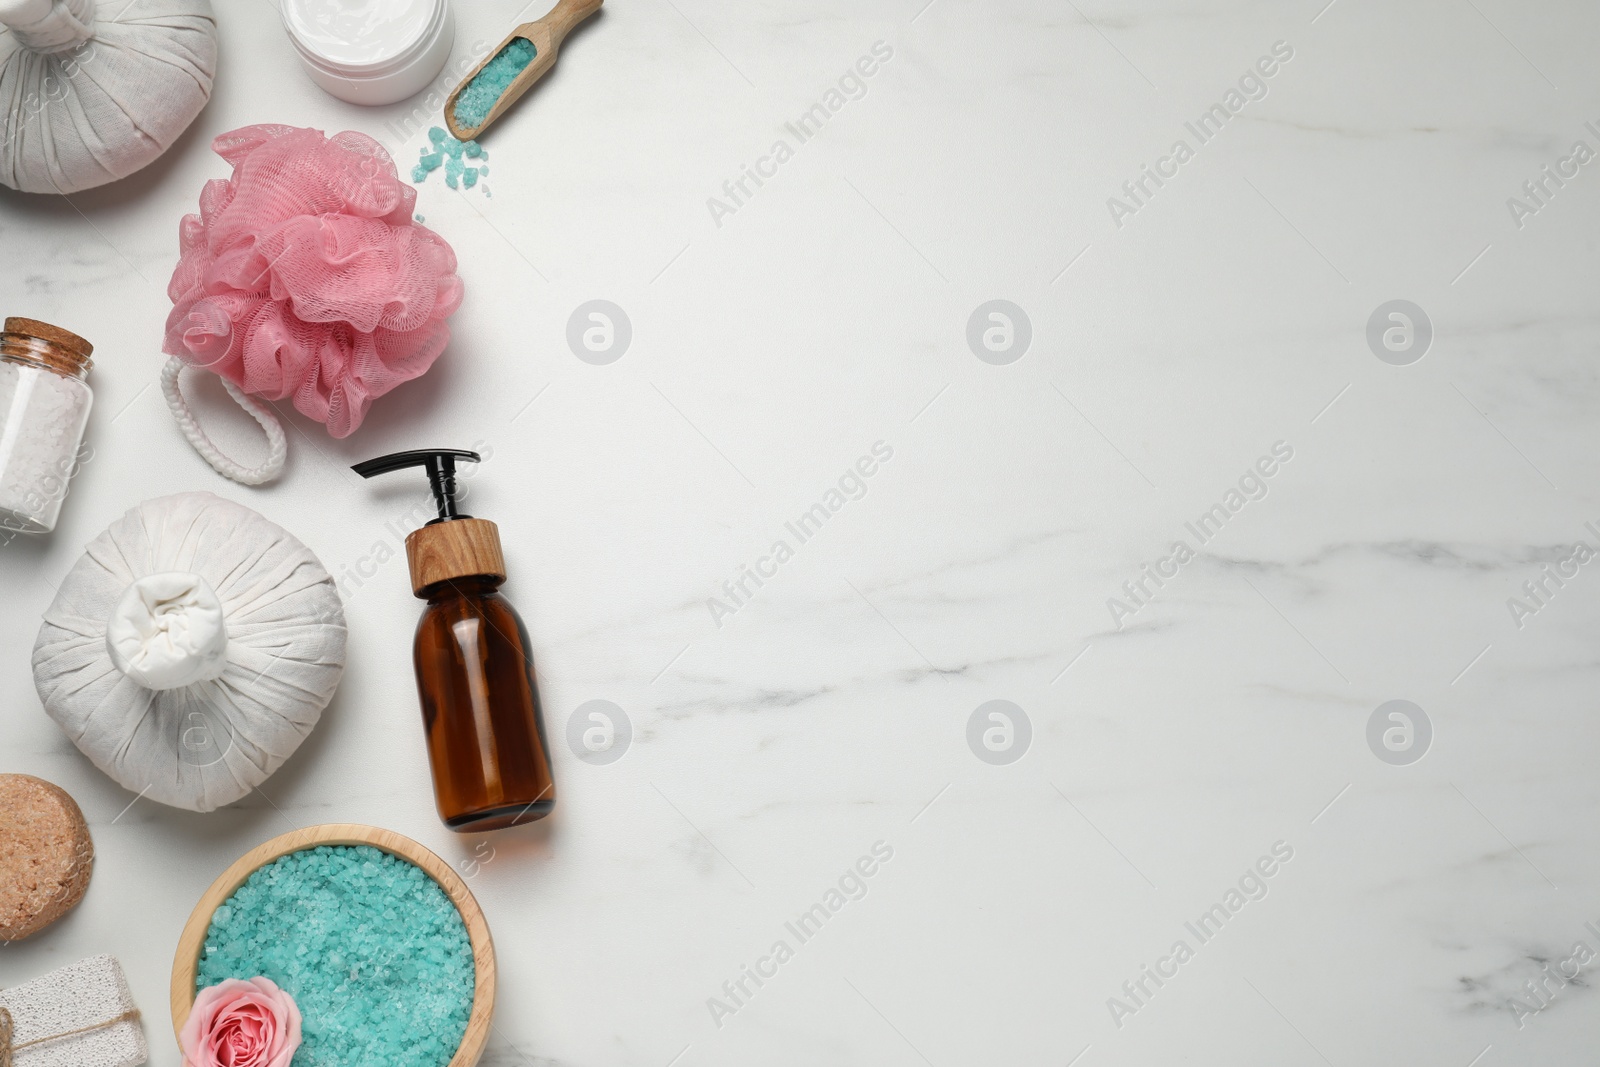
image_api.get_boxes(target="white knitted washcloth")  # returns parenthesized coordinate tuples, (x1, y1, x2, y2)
(0, 954, 146, 1067)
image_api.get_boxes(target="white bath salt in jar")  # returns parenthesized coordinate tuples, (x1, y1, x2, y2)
(280, 0, 455, 106)
(0, 318, 93, 534)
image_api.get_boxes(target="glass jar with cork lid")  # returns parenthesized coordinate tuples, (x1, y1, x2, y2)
(0, 317, 94, 534)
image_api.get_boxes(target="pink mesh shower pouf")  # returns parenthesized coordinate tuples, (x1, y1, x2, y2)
(161, 124, 464, 484)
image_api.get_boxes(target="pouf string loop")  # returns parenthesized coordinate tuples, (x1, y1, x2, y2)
(162, 357, 287, 485)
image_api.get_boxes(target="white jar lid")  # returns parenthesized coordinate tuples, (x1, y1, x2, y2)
(281, 0, 441, 72)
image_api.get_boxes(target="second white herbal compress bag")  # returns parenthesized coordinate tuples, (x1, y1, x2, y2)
(32, 492, 346, 812)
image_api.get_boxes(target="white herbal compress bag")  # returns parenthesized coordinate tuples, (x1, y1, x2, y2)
(0, 0, 217, 194)
(32, 492, 346, 812)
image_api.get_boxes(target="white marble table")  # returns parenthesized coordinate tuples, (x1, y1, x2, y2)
(5, 0, 1600, 1064)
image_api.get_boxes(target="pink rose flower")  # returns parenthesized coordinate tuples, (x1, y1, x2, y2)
(180, 977, 303, 1067)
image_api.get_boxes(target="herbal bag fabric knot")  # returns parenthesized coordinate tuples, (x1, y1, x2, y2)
(161, 124, 465, 485)
(0, 0, 218, 194)
(32, 492, 346, 813)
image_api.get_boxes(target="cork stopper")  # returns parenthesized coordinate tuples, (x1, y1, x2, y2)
(5, 317, 93, 359)
(3, 317, 93, 380)
(405, 518, 506, 596)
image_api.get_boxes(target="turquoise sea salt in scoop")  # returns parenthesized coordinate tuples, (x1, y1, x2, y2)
(453, 37, 537, 131)
(197, 845, 474, 1067)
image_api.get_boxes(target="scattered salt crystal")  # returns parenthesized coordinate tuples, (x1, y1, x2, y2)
(411, 129, 491, 195)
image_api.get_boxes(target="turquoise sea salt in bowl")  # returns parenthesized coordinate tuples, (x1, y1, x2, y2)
(196, 845, 475, 1067)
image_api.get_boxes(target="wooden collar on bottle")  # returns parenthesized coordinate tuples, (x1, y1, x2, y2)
(405, 518, 506, 595)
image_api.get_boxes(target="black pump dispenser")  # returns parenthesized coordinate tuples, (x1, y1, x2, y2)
(351, 446, 556, 832)
(352, 448, 480, 524)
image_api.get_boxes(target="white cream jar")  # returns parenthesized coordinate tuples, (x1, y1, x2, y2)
(280, 0, 455, 106)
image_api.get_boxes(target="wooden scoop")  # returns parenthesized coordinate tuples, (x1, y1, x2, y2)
(444, 0, 603, 141)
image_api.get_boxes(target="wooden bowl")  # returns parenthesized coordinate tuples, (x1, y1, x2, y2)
(171, 823, 496, 1067)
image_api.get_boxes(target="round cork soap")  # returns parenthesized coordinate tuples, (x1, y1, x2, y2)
(0, 774, 94, 940)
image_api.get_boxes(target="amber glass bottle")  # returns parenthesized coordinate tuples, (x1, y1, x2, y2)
(353, 449, 556, 832)
(416, 574, 555, 830)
